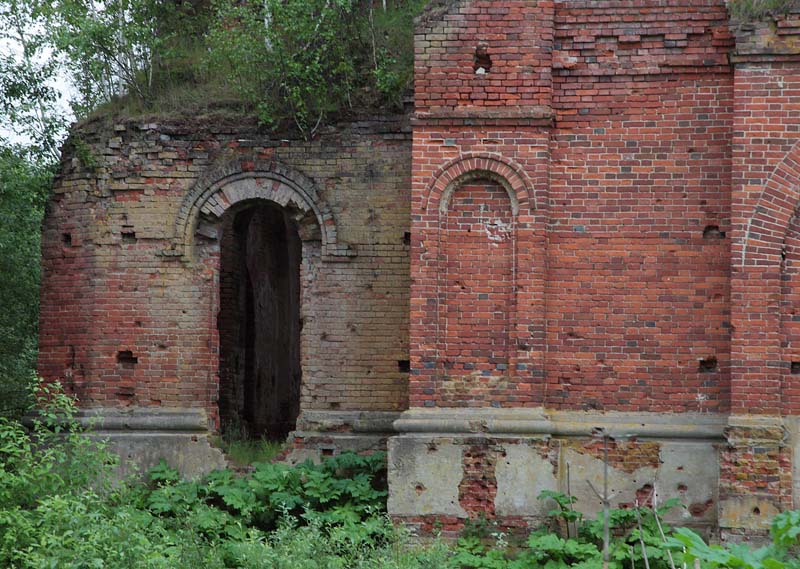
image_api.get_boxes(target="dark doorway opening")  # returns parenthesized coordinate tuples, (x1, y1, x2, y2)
(218, 202, 302, 441)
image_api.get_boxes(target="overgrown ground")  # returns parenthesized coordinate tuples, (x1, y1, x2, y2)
(1, 383, 799, 569)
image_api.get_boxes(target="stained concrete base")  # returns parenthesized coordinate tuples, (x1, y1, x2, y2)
(71, 408, 402, 477)
(75, 407, 226, 478)
(389, 408, 725, 531)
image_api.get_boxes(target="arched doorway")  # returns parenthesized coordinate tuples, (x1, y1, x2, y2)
(217, 201, 302, 441)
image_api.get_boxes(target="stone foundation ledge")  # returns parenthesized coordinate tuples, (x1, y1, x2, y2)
(295, 409, 402, 434)
(388, 409, 734, 533)
(74, 407, 213, 432)
(394, 408, 728, 440)
(287, 410, 403, 463)
(29, 407, 227, 479)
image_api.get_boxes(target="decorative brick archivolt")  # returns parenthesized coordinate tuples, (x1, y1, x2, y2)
(741, 140, 800, 267)
(173, 158, 354, 261)
(732, 140, 800, 416)
(423, 152, 535, 214)
(416, 153, 539, 403)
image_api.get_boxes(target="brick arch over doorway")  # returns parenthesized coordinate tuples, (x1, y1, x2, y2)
(173, 158, 353, 261)
(740, 139, 800, 267)
(733, 140, 800, 415)
(409, 152, 547, 408)
(177, 160, 349, 440)
(422, 152, 535, 214)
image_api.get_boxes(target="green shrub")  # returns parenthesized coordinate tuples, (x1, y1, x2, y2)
(146, 449, 387, 532)
(0, 381, 448, 567)
(452, 490, 800, 569)
(35, 0, 426, 136)
(4, 384, 800, 568)
(670, 509, 800, 569)
(204, 0, 425, 137)
(729, 0, 798, 21)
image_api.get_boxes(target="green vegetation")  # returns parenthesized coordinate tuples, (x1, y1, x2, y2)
(8, 0, 428, 138)
(729, 0, 799, 21)
(0, 381, 450, 568)
(454, 491, 800, 569)
(212, 436, 285, 469)
(1, 383, 799, 568)
(0, 151, 51, 418)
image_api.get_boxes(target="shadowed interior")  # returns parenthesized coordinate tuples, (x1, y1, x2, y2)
(218, 201, 302, 440)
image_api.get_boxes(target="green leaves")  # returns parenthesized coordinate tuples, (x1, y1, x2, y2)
(0, 386, 436, 567)
(539, 489, 583, 523)
(771, 509, 800, 548)
(205, 0, 357, 137)
(141, 450, 388, 538)
(0, 149, 52, 418)
(0, 0, 68, 159)
(4, 388, 800, 569)
(669, 518, 800, 569)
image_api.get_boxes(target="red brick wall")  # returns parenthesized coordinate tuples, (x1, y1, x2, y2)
(410, 0, 735, 413)
(730, 63, 800, 415)
(415, 0, 554, 113)
(406, 0, 800, 526)
(548, 78, 733, 412)
(439, 179, 514, 404)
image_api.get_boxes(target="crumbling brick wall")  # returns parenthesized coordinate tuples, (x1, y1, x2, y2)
(39, 116, 413, 431)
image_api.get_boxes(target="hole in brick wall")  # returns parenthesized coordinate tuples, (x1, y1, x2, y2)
(330, 402, 340, 410)
(403, 231, 411, 246)
(791, 362, 800, 374)
(116, 350, 138, 368)
(698, 356, 718, 373)
(116, 385, 135, 397)
(121, 231, 137, 243)
(474, 44, 492, 74)
(397, 359, 410, 373)
(61, 233, 72, 246)
(321, 448, 334, 457)
(753, 506, 761, 516)
(703, 225, 725, 239)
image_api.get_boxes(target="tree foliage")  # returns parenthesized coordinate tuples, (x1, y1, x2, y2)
(205, 0, 424, 137)
(13, 0, 427, 138)
(0, 147, 51, 417)
(0, 0, 68, 159)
